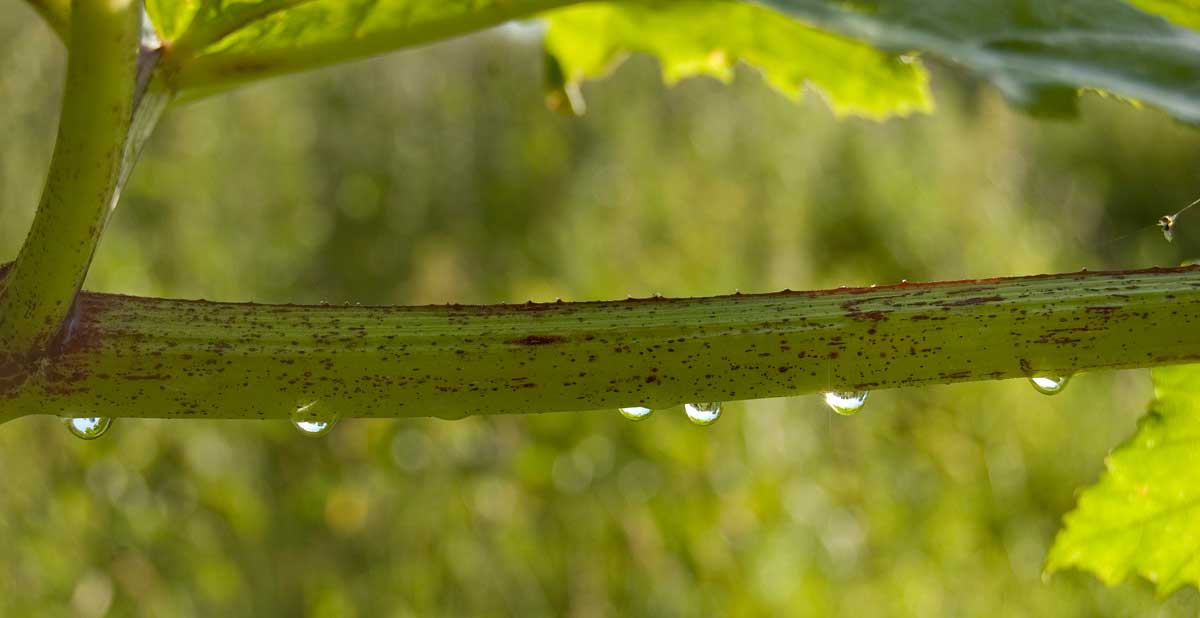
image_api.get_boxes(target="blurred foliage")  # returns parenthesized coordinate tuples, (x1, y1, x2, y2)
(4, 1, 1200, 616)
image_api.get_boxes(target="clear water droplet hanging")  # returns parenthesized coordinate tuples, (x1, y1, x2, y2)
(684, 402, 721, 425)
(63, 416, 112, 440)
(290, 401, 338, 437)
(619, 406, 653, 421)
(824, 391, 868, 416)
(1029, 375, 1070, 395)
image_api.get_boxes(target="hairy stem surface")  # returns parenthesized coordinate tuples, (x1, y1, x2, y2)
(2, 267, 1198, 423)
(0, 0, 142, 363)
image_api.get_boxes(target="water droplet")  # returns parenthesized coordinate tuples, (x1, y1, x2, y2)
(64, 417, 112, 440)
(824, 391, 868, 416)
(619, 406, 653, 421)
(1029, 375, 1070, 395)
(293, 419, 335, 436)
(291, 401, 338, 437)
(684, 402, 721, 425)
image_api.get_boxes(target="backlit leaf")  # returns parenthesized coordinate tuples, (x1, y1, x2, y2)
(1047, 364, 1200, 595)
(543, 1, 932, 119)
(757, 0, 1200, 122)
(1126, 0, 1200, 30)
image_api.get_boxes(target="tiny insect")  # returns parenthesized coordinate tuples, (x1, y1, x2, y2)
(1159, 196, 1200, 242)
(1159, 214, 1177, 242)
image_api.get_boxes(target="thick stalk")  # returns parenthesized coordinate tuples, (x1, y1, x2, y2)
(0, 1, 143, 365)
(1, 266, 1198, 423)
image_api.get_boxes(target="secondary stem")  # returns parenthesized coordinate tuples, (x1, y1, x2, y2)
(2, 266, 1198, 423)
(0, 0, 144, 364)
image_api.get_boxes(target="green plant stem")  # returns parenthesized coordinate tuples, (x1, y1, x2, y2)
(2, 266, 1198, 423)
(0, 0, 143, 366)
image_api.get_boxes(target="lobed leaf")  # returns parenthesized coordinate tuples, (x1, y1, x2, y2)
(1127, 0, 1200, 29)
(543, 1, 932, 119)
(756, 0, 1200, 123)
(1047, 364, 1200, 595)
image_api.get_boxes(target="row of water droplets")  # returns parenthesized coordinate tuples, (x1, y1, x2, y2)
(616, 374, 1071, 425)
(620, 392, 867, 425)
(62, 412, 338, 439)
(619, 402, 723, 425)
(59, 374, 1072, 439)
(60, 402, 341, 441)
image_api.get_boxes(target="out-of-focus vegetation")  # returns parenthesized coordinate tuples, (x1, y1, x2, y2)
(4, 2, 1200, 616)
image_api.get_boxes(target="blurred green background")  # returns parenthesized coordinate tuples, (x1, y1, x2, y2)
(4, 3, 1200, 616)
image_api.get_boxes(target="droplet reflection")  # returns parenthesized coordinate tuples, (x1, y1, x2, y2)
(64, 417, 112, 440)
(824, 391, 869, 416)
(290, 401, 338, 437)
(1029, 375, 1070, 396)
(619, 406, 653, 421)
(684, 402, 721, 426)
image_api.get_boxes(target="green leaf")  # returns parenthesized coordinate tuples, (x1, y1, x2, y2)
(1127, 0, 1200, 30)
(1047, 364, 1200, 595)
(756, 0, 1200, 123)
(148, 0, 570, 97)
(139, 0, 1200, 123)
(543, 1, 932, 119)
(145, 0, 203, 42)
